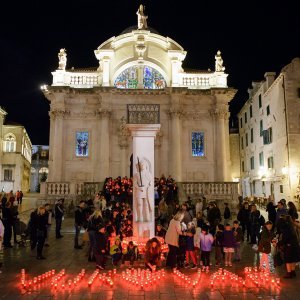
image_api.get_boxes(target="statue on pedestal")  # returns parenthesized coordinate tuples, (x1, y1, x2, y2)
(58, 48, 67, 70)
(133, 156, 152, 222)
(215, 50, 225, 72)
(137, 4, 148, 29)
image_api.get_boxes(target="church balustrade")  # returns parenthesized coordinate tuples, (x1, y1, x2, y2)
(181, 182, 238, 198)
(47, 182, 70, 195)
(180, 74, 211, 88)
(69, 74, 100, 87)
(127, 104, 160, 124)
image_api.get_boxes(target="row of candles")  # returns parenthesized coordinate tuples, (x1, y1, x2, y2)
(121, 268, 165, 288)
(173, 268, 202, 287)
(21, 268, 56, 288)
(209, 267, 281, 289)
(244, 267, 280, 287)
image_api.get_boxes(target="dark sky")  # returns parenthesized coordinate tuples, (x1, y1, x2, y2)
(0, 0, 299, 145)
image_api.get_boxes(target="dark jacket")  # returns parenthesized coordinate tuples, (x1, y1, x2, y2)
(224, 207, 231, 220)
(266, 202, 277, 223)
(75, 207, 86, 226)
(55, 203, 64, 219)
(215, 231, 224, 247)
(258, 226, 275, 254)
(222, 230, 236, 248)
(237, 207, 250, 224)
(232, 226, 243, 242)
(94, 231, 107, 253)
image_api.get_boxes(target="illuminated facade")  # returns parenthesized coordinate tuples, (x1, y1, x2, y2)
(238, 58, 300, 205)
(41, 7, 237, 198)
(0, 107, 32, 192)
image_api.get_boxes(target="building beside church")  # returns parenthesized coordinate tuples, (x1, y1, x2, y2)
(0, 107, 32, 193)
(238, 58, 300, 206)
(30, 145, 49, 192)
(41, 6, 238, 201)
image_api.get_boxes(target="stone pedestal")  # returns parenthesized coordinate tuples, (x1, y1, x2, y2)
(127, 124, 161, 240)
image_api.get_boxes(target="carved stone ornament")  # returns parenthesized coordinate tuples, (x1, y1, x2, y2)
(215, 50, 225, 72)
(135, 35, 147, 59)
(154, 131, 163, 147)
(210, 108, 229, 120)
(58, 48, 67, 70)
(118, 116, 130, 148)
(168, 108, 184, 119)
(137, 4, 148, 29)
(49, 109, 70, 120)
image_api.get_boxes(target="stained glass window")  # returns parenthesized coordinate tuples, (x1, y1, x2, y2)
(143, 66, 166, 89)
(114, 66, 166, 89)
(76, 132, 89, 157)
(192, 132, 204, 157)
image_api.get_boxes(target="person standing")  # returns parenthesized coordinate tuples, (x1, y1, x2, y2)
(266, 198, 277, 225)
(195, 199, 203, 215)
(0, 217, 4, 273)
(223, 203, 231, 225)
(2, 201, 13, 248)
(94, 225, 107, 270)
(258, 221, 275, 273)
(249, 205, 261, 244)
(55, 199, 64, 239)
(165, 210, 185, 270)
(44, 204, 52, 247)
(36, 207, 48, 259)
(199, 225, 214, 271)
(232, 220, 243, 262)
(74, 200, 86, 249)
(237, 202, 250, 241)
(223, 223, 236, 267)
(276, 200, 287, 225)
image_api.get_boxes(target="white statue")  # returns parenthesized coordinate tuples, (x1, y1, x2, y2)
(58, 48, 67, 70)
(137, 4, 148, 29)
(215, 50, 225, 72)
(132, 156, 152, 222)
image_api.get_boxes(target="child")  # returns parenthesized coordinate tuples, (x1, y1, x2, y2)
(232, 220, 243, 262)
(224, 203, 231, 225)
(110, 238, 122, 266)
(177, 223, 187, 268)
(258, 221, 276, 273)
(214, 224, 224, 266)
(185, 222, 197, 269)
(94, 225, 107, 270)
(223, 223, 236, 267)
(122, 241, 138, 267)
(199, 225, 214, 271)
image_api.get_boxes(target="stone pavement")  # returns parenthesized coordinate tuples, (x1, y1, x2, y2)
(1, 199, 300, 299)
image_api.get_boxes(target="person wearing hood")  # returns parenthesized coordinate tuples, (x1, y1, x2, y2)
(94, 225, 107, 269)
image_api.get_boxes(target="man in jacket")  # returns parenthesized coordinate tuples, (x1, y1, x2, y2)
(74, 200, 86, 249)
(55, 199, 65, 239)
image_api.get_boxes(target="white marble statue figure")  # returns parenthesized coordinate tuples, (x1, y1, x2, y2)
(137, 4, 148, 29)
(133, 156, 152, 222)
(58, 48, 67, 70)
(215, 50, 225, 72)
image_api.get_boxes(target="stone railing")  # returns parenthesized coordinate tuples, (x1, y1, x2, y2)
(180, 75, 210, 88)
(182, 182, 238, 196)
(70, 75, 99, 86)
(181, 182, 239, 211)
(42, 182, 102, 199)
(47, 182, 70, 195)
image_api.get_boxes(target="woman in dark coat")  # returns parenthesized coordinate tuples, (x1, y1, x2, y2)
(266, 199, 277, 225)
(287, 201, 298, 221)
(277, 215, 300, 278)
(237, 202, 250, 241)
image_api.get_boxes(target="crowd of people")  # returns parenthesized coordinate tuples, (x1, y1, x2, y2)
(1, 183, 300, 280)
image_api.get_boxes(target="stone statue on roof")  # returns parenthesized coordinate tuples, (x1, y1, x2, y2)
(215, 50, 225, 72)
(137, 4, 148, 29)
(58, 48, 67, 70)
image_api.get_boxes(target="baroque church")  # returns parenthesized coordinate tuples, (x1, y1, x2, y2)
(41, 5, 238, 200)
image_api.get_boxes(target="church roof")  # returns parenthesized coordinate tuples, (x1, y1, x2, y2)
(184, 68, 213, 74)
(120, 25, 160, 35)
(67, 67, 98, 72)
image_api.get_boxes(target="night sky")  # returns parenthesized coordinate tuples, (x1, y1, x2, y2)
(0, 0, 299, 145)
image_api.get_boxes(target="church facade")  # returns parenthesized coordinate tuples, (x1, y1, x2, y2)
(41, 7, 237, 199)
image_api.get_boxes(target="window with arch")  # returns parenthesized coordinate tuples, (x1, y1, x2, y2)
(4, 133, 16, 152)
(191, 132, 205, 157)
(114, 65, 166, 89)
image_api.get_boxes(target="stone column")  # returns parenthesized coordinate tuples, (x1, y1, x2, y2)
(127, 124, 161, 239)
(211, 108, 228, 181)
(99, 109, 111, 178)
(102, 57, 112, 87)
(49, 110, 66, 182)
(169, 109, 183, 181)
